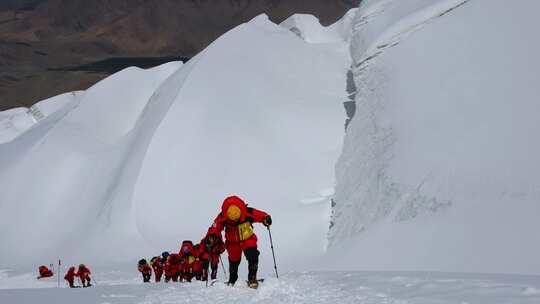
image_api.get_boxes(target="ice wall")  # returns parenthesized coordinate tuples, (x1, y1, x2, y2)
(329, 0, 540, 274)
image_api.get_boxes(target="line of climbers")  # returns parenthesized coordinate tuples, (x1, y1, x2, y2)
(36, 264, 93, 288)
(137, 195, 272, 289)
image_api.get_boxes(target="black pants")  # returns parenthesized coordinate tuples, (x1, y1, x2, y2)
(202, 260, 219, 280)
(211, 263, 218, 280)
(142, 273, 151, 282)
(228, 247, 259, 284)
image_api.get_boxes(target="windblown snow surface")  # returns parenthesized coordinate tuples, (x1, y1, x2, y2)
(1, 0, 540, 303)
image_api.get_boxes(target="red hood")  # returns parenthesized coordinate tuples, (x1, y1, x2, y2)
(221, 195, 248, 222)
(180, 241, 194, 254)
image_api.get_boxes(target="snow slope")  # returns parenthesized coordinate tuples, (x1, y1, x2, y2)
(1, 270, 540, 304)
(329, 0, 540, 274)
(0, 13, 350, 272)
(0, 62, 183, 268)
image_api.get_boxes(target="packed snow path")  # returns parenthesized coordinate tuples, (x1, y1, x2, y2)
(1, 271, 539, 303)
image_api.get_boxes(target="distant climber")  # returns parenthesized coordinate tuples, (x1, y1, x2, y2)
(138, 259, 152, 283)
(192, 244, 203, 280)
(179, 240, 195, 282)
(161, 251, 170, 267)
(64, 266, 78, 288)
(77, 264, 92, 287)
(164, 253, 181, 282)
(209, 195, 272, 289)
(150, 256, 164, 282)
(37, 265, 54, 279)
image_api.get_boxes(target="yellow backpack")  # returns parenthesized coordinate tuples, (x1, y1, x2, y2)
(237, 222, 254, 241)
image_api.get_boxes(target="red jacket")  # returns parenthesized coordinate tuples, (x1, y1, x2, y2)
(179, 241, 194, 258)
(197, 241, 209, 261)
(77, 265, 91, 279)
(38, 266, 53, 278)
(164, 254, 181, 276)
(211, 196, 269, 242)
(201, 228, 225, 258)
(150, 257, 163, 274)
(179, 241, 195, 266)
(193, 244, 205, 259)
(138, 264, 152, 275)
(191, 249, 203, 272)
(64, 267, 77, 281)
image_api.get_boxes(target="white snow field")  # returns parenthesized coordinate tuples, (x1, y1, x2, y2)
(1, 270, 540, 304)
(1, 0, 540, 302)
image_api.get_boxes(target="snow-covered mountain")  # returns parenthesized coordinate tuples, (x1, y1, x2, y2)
(1, 0, 539, 294)
(0, 12, 352, 272)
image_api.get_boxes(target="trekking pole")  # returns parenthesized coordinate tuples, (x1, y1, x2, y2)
(219, 256, 227, 277)
(206, 254, 211, 288)
(267, 226, 279, 278)
(57, 259, 61, 288)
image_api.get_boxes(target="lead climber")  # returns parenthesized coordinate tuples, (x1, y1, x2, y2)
(209, 195, 272, 289)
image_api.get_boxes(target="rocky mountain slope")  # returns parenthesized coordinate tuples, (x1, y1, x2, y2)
(0, 0, 357, 110)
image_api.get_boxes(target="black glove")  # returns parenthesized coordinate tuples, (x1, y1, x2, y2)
(263, 215, 272, 226)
